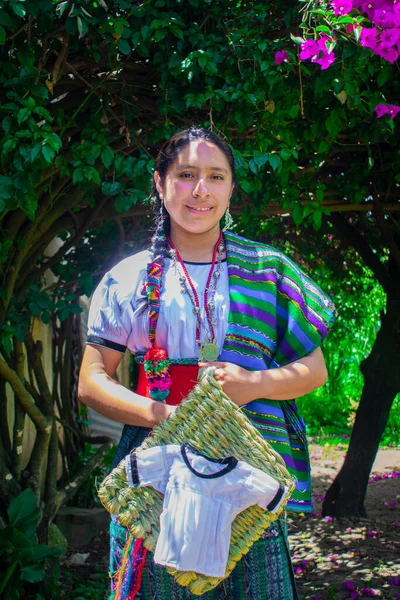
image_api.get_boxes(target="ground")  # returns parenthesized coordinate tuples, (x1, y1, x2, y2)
(61, 444, 400, 600)
(289, 444, 400, 600)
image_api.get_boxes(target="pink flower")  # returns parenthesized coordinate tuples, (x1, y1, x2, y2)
(312, 37, 336, 69)
(300, 36, 336, 69)
(324, 516, 333, 521)
(375, 43, 400, 62)
(275, 50, 289, 65)
(360, 27, 378, 50)
(300, 39, 320, 60)
(373, 9, 399, 28)
(351, 593, 360, 600)
(344, 582, 358, 591)
(331, 0, 353, 15)
(389, 576, 400, 586)
(361, 588, 377, 597)
(366, 530, 379, 537)
(374, 103, 400, 119)
(380, 28, 400, 48)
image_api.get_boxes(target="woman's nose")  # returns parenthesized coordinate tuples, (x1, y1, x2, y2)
(192, 178, 210, 198)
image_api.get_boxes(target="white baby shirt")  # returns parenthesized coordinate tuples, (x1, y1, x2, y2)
(126, 443, 287, 577)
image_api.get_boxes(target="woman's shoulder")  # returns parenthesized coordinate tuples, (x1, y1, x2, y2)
(104, 248, 152, 298)
(224, 231, 298, 270)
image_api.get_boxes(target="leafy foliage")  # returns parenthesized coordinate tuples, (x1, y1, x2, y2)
(0, 489, 63, 599)
(0, 0, 398, 528)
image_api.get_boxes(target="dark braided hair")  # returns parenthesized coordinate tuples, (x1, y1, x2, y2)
(150, 127, 236, 264)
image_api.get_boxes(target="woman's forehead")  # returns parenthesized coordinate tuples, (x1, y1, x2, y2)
(172, 139, 231, 171)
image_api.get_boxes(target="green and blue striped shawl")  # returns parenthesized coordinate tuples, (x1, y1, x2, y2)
(220, 231, 336, 512)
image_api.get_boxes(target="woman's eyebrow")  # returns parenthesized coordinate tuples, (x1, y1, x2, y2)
(178, 164, 229, 173)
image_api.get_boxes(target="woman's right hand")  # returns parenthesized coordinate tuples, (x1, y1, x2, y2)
(78, 344, 173, 427)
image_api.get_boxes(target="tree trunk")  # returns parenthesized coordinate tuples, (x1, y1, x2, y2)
(322, 293, 400, 517)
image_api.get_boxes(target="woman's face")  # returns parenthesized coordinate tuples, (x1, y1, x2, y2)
(154, 139, 234, 237)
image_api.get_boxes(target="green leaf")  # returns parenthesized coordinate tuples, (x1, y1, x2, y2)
(20, 564, 46, 583)
(20, 544, 63, 561)
(34, 107, 52, 121)
(268, 154, 281, 171)
(8, 489, 40, 539)
(291, 203, 303, 226)
(290, 34, 304, 45)
(44, 132, 62, 151)
(11, 2, 26, 17)
(2, 139, 17, 154)
(2, 116, 13, 133)
(102, 181, 122, 195)
(101, 146, 114, 169)
(41, 311, 51, 325)
(118, 39, 131, 54)
(313, 209, 323, 230)
(42, 145, 55, 164)
(0, 12, 14, 27)
(69, 304, 83, 314)
(17, 108, 31, 125)
(0, 25, 6, 45)
(280, 149, 292, 161)
(377, 67, 391, 88)
(56, 1, 69, 18)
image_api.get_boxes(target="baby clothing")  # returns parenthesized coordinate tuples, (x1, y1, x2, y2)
(126, 443, 287, 577)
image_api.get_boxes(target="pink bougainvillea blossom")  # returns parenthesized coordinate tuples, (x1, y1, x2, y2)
(331, 0, 353, 15)
(300, 39, 320, 60)
(375, 43, 400, 62)
(361, 588, 378, 597)
(274, 50, 289, 65)
(374, 103, 400, 119)
(389, 576, 400, 586)
(312, 47, 336, 69)
(380, 27, 400, 48)
(344, 582, 358, 591)
(360, 27, 378, 49)
(307, 36, 336, 69)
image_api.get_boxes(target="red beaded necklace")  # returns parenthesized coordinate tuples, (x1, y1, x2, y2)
(167, 231, 224, 362)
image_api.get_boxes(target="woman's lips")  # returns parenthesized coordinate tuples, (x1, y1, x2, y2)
(186, 205, 213, 214)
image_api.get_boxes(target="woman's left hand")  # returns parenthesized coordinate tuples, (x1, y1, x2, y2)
(198, 361, 259, 407)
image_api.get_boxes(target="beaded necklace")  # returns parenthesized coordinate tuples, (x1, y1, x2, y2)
(167, 232, 224, 362)
(143, 231, 224, 402)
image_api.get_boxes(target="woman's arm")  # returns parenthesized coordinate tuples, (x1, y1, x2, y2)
(200, 347, 328, 407)
(78, 345, 174, 427)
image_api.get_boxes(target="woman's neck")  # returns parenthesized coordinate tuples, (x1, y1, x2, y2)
(169, 226, 222, 262)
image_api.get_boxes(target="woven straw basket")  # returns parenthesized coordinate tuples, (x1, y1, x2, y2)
(98, 370, 295, 595)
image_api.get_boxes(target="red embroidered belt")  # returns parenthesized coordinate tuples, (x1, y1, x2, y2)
(136, 364, 199, 406)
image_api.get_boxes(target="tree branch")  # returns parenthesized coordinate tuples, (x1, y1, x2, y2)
(328, 213, 391, 292)
(0, 354, 51, 435)
(54, 440, 114, 511)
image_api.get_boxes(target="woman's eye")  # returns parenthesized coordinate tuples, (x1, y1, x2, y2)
(180, 172, 194, 178)
(212, 175, 224, 180)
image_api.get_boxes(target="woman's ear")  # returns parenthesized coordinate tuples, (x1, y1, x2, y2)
(154, 171, 164, 199)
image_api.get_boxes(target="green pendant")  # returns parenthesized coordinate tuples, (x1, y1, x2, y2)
(199, 342, 219, 362)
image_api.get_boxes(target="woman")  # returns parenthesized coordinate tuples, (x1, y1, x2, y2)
(78, 127, 336, 600)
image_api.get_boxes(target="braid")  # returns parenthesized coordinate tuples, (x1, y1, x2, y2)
(143, 190, 172, 402)
(150, 191, 170, 265)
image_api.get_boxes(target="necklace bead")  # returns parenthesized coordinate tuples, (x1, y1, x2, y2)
(168, 233, 224, 360)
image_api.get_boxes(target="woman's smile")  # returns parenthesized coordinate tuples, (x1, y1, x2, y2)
(186, 205, 214, 213)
